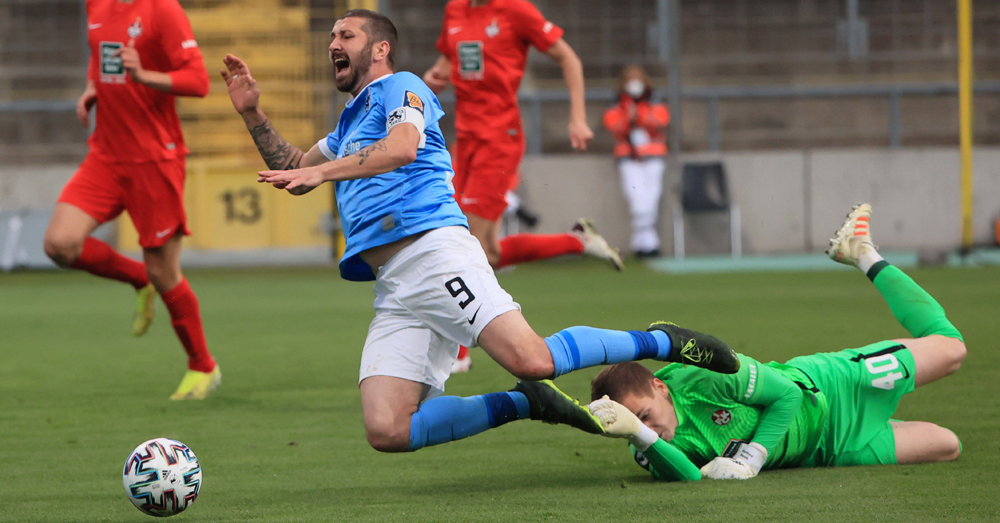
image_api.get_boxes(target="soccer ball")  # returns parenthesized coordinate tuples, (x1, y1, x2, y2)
(122, 438, 202, 517)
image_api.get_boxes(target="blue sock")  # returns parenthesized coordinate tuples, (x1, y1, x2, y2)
(544, 326, 672, 378)
(408, 392, 531, 451)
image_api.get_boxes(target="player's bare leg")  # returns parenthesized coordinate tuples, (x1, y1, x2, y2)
(43, 203, 101, 266)
(146, 234, 220, 400)
(143, 233, 184, 295)
(359, 375, 429, 452)
(476, 310, 554, 379)
(892, 421, 961, 464)
(44, 202, 154, 335)
(465, 212, 504, 268)
(890, 335, 966, 388)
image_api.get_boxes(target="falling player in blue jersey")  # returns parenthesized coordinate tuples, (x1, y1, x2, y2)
(222, 9, 739, 454)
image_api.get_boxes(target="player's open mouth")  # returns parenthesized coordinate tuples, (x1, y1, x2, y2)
(334, 57, 350, 75)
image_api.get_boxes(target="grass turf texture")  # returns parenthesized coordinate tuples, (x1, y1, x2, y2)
(1, 259, 998, 522)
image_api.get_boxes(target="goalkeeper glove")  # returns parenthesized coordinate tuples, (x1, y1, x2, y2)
(699, 441, 768, 480)
(588, 396, 659, 451)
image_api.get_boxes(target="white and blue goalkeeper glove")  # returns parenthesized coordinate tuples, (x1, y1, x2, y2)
(588, 396, 659, 451)
(700, 442, 768, 480)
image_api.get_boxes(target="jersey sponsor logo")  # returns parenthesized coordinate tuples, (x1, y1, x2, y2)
(181, 39, 198, 49)
(543, 21, 554, 33)
(404, 91, 424, 113)
(343, 141, 361, 157)
(711, 409, 732, 426)
(127, 17, 143, 39)
(485, 18, 500, 38)
(744, 361, 757, 398)
(457, 41, 484, 80)
(99, 42, 125, 81)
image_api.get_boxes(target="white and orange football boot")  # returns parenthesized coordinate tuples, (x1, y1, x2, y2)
(826, 203, 877, 266)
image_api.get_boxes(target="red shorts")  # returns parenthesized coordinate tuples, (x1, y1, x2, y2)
(451, 132, 525, 222)
(58, 155, 190, 249)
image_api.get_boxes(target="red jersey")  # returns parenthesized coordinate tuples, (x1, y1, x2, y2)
(86, 0, 208, 163)
(436, 0, 563, 138)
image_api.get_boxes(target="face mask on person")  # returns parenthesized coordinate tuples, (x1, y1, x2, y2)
(624, 79, 645, 98)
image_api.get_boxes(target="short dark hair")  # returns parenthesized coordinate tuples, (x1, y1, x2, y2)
(338, 9, 398, 67)
(591, 362, 657, 402)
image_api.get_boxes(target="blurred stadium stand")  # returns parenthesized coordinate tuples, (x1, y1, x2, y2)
(1, 0, 999, 265)
(2, 0, 998, 161)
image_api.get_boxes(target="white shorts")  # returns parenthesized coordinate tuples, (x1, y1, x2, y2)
(358, 226, 521, 396)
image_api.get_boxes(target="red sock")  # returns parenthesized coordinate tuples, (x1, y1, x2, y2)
(457, 345, 469, 360)
(69, 237, 149, 290)
(161, 278, 215, 373)
(497, 233, 584, 268)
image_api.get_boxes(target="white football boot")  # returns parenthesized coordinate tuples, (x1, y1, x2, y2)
(826, 203, 877, 266)
(451, 353, 472, 373)
(571, 218, 624, 272)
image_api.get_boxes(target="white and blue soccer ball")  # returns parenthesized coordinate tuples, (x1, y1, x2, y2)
(122, 438, 202, 517)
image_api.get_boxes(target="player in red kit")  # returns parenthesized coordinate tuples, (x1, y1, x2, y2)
(424, 0, 622, 372)
(43, 0, 220, 400)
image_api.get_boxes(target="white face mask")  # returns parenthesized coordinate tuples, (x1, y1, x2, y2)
(624, 79, 645, 98)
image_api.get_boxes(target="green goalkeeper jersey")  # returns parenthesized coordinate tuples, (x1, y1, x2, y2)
(653, 354, 829, 471)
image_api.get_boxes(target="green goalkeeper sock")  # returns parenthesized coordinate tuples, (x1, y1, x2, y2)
(867, 261, 962, 341)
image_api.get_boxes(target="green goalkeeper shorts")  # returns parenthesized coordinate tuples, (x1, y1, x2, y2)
(787, 340, 916, 467)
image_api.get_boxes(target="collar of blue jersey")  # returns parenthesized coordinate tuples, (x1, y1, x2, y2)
(345, 74, 394, 108)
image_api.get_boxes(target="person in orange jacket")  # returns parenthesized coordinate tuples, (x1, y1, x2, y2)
(603, 65, 670, 258)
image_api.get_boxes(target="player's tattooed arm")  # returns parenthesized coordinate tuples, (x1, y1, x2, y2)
(356, 138, 388, 166)
(247, 119, 304, 171)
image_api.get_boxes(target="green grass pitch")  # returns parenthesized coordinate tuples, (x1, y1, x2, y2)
(2, 259, 998, 522)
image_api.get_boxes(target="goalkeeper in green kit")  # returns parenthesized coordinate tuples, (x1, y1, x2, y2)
(588, 203, 966, 481)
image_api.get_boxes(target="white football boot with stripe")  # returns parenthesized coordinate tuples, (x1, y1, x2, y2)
(826, 203, 877, 266)
(571, 218, 624, 272)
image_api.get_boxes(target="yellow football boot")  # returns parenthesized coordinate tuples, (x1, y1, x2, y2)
(169, 366, 222, 400)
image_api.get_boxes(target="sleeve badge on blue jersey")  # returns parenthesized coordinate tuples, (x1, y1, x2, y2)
(387, 107, 405, 128)
(404, 91, 425, 113)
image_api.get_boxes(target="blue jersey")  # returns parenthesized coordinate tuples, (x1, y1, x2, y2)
(317, 72, 468, 281)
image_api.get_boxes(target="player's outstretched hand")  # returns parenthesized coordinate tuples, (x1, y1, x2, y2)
(258, 165, 323, 193)
(569, 119, 593, 151)
(700, 442, 767, 480)
(588, 396, 642, 438)
(221, 54, 260, 115)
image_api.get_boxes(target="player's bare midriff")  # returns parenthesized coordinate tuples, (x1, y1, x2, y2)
(359, 231, 429, 273)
